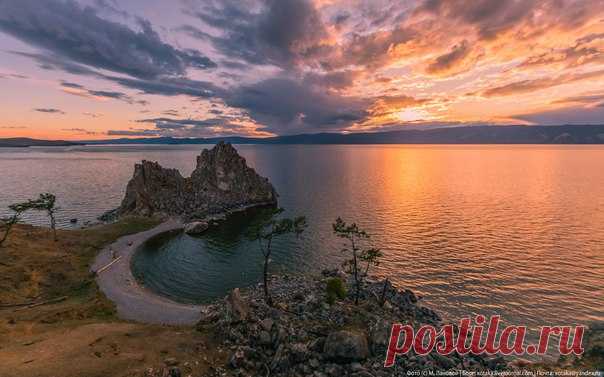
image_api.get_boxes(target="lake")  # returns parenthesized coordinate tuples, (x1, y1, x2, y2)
(1, 144, 603, 346)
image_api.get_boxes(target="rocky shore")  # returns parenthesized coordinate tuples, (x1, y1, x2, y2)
(176, 271, 510, 377)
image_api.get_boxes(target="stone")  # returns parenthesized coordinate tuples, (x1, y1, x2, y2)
(226, 288, 249, 323)
(258, 331, 271, 346)
(184, 221, 209, 235)
(164, 357, 179, 366)
(323, 330, 370, 362)
(260, 318, 274, 332)
(111, 142, 278, 220)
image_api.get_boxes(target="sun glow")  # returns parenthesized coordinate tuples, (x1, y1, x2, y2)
(394, 108, 430, 122)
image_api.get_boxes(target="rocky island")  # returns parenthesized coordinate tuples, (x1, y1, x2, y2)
(104, 142, 277, 232)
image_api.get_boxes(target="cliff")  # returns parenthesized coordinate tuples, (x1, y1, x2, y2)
(114, 142, 277, 219)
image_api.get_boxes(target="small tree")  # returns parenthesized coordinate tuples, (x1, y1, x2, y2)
(248, 208, 307, 305)
(0, 201, 35, 247)
(333, 217, 382, 305)
(32, 193, 58, 241)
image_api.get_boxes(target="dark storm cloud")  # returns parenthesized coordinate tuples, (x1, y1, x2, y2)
(0, 0, 215, 79)
(34, 108, 65, 114)
(225, 77, 369, 134)
(183, 0, 327, 68)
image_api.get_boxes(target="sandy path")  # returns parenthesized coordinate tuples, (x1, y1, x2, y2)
(91, 219, 203, 325)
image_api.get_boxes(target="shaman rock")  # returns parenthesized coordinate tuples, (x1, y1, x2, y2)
(114, 142, 277, 219)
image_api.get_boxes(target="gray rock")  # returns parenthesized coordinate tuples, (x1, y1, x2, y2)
(258, 330, 271, 346)
(112, 142, 277, 219)
(324, 330, 370, 362)
(260, 318, 274, 332)
(225, 288, 249, 323)
(184, 221, 209, 235)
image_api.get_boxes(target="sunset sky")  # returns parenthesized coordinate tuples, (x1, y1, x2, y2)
(0, 0, 603, 140)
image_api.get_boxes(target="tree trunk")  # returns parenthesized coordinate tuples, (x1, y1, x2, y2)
(50, 213, 57, 241)
(380, 278, 389, 307)
(0, 217, 16, 247)
(263, 237, 273, 305)
(263, 254, 270, 303)
(352, 236, 360, 305)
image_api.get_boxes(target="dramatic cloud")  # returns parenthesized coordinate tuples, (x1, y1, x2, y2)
(480, 69, 604, 97)
(0, 0, 215, 79)
(520, 33, 604, 69)
(183, 0, 327, 68)
(426, 40, 473, 75)
(1, 0, 603, 139)
(60, 81, 148, 105)
(225, 77, 369, 134)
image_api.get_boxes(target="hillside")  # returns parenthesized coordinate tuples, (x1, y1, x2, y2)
(82, 125, 604, 145)
(0, 138, 81, 147)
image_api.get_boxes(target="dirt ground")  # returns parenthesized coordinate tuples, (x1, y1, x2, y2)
(0, 219, 228, 377)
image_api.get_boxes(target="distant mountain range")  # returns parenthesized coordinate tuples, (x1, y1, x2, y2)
(2, 125, 604, 147)
(0, 137, 82, 147)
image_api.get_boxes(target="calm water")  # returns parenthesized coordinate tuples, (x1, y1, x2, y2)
(1, 144, 603, 346)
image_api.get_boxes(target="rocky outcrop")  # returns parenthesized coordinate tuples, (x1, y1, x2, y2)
(196, 271, 507, 377)
(183, 221, 209, 235)
(113, 142, 277, 220)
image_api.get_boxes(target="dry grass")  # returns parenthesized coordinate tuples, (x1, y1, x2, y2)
(0, 217, 161, 323)
(0, 218, 230, 377)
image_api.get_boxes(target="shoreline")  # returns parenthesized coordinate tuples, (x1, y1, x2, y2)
(91, 218, 204, 325)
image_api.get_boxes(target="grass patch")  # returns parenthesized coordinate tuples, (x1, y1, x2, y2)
(0, 216, 161, 324)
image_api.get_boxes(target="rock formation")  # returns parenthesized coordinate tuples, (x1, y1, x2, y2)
(113, 142, 277, 220)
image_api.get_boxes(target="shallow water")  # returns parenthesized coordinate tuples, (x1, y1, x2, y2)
(1, 144, 603, 345)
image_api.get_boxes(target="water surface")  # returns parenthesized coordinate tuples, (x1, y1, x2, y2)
(1, 144, 602, 346)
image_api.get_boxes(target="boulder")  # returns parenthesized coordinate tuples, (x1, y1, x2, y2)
(111, 142, 277, 219)
(184, 221, 209, 235)
(225, 288, 249, 323)
(324, 330, 370, 362)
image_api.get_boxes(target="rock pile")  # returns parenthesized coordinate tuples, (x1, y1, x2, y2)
(107, 142, 277, 221)
(196, 270, 508, 377)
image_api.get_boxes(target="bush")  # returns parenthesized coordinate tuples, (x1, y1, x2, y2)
(326, 277, 347, 304)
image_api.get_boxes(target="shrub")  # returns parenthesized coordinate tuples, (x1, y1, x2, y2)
(326, 277, 347, 304)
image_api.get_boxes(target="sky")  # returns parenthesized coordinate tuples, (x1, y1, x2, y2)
(0, 0, 603, 140)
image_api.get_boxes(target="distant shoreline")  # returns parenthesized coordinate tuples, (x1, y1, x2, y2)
(3, 124, 604, 147)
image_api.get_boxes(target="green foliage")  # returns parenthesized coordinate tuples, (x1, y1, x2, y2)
(332, 217, 382, 305)
(28, 193, 59, 241)
(325, 277, 347, 304)
(247, 207, 307, 304)
(1, 198, 41, 247)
